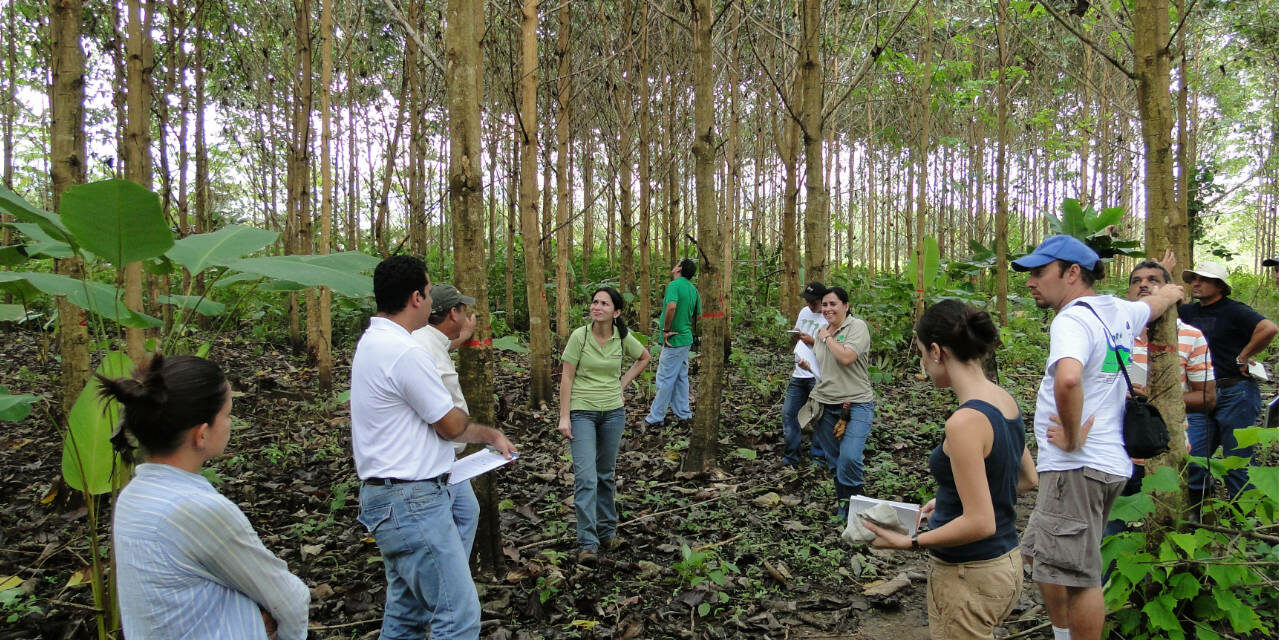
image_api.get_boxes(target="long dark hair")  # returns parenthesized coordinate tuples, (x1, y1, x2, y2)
(97, 354, 229, 464)
(592, 286, 629, 340)
(915, 299, 1000, 362)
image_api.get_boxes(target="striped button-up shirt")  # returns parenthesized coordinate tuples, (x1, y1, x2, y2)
(114, 463, 309, 639)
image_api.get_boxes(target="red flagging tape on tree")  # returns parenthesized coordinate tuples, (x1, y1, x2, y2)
(700, 312, 725, 318)
(465, 338, 493, 347)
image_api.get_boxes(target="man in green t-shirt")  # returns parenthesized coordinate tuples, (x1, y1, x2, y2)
(645, 258, 701, 425)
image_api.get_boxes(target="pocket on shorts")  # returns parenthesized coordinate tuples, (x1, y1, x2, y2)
(1026, 510, 1089, 570)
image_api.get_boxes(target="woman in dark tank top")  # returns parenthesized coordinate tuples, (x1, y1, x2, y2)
(864, 300, 1038, 640)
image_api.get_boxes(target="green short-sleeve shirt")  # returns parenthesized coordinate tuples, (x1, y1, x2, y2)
(658, 277, 700, 347)
(810, 314, 874, 404)
(563, 325, 646, 411)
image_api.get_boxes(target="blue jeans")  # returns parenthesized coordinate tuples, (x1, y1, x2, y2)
(452, 480, 479, 558)
(570, 408, 627, 549)
(358, 479, 481, 640)
(646, 344, 692, 423)
(812, 401, 876, 490)
(780, 376, 826, 465)
(1187, 380, 1262, 498)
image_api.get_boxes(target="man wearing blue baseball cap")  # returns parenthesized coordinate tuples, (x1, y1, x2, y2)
(1011, 236, 1183, 640)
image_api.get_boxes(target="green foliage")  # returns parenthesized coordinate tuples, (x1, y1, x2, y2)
(0, 272, 162, 328)
(671, 543, 739, 590)
(1103, 436, 1278, 639)
(0, 386, 39, 422)
(165, 224, 278, 274)
(1043, 198, 1143, 261)
(62, 352, 133, 495)
(59, 180, 173, 266)
(906, 236, 940, 292)
(226, 254, 373, 298)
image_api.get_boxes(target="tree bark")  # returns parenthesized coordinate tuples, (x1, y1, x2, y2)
(289, 0, 313, 353)
(799, 0, 826, 283)
(912, 0, 934, 318)
(995, 0, 1011, 324)
(518, 0, 552, 406)
(123, 0, 154, 363)
(446, 0, 502, 574)
(636, 5, 653, 334)
(1134, 0, 1187, 525)
(50, 0, 91, 418)
(680, 0, 724, 474)
(553, 0, 572, 339)
(315, 0, 334, 391)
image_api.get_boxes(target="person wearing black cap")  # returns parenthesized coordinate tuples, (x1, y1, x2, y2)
(1010, 236, 1183, 640)
(1178, 260, 1278, 508)
(780, 282, 830, 467)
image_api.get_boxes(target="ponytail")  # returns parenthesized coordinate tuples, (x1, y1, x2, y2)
(97, 354, 228, 463)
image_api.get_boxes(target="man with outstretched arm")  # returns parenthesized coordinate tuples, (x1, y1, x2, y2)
(781, 281, 829, 467)
(351, 255, 516, 640)
(645, 257, 701, 427)
(1011, 236, 1183, 640)
(1178, 260, 1278, 507)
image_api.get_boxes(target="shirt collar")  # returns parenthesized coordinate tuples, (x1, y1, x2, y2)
(369, 315, 413, 337)
(421, 324, 451, 348)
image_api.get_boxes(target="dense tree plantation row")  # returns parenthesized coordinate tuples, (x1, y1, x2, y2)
(0, 0, 1276, 638)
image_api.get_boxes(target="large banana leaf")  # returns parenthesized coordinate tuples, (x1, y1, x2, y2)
(165, 225, 279, 274)
(62, 351, 132, 495)
(157, 294, 225, 316)
(60, 179, 173, 266)
(0, 272, 162, 328)
(225, 254, 373, 298)
(0, 185, 75, 246)
(5, 223, 76, 259)
(0, 386, 39, 421)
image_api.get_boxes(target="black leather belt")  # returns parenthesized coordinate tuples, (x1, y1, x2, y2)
(1217, 376, 1248, 389)
(363, 473, 450, 485)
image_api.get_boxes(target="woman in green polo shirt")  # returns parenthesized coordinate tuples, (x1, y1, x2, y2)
(557, 286, 652, 564)
(808, 286, 876, 518)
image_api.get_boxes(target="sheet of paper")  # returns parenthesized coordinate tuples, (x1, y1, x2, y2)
(846, 495, 922, 537)
(1248, 361, 1270, 382)
(449, 449, 517, 485)
(793, 340, 821, 379)
(1128, 361, 1147, 387)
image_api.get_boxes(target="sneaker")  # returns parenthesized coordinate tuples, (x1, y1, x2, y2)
(576, 548, 598, 565)
(600, 536, 624, 552)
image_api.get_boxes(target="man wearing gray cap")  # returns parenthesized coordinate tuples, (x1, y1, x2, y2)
(410, 283, 481, 555)
(1178, 261, 1278, 507)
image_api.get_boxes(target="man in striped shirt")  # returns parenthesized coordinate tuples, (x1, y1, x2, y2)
(1106, 260, 1215, 533)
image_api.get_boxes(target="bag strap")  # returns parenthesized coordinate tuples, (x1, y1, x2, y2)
(1071, 300, 1139, 397)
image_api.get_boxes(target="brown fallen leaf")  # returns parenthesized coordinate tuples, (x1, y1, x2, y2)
(752, 492, 781, 508)
(309, 583, 335, 601)
(615, 619, 645, 640)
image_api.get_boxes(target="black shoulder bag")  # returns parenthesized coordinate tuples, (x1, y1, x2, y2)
(1074, 301, 1171, 459)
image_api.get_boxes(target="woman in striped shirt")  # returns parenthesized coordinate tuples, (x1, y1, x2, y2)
(104, 355, 309, 639)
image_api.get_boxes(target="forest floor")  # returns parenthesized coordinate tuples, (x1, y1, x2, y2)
(3, 324, 1059, 639)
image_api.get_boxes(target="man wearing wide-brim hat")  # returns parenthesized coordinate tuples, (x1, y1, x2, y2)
(1178, 260, 1278, 510)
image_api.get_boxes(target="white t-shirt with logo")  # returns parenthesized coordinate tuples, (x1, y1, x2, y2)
(791, 306, 828, 379)
(1034, 295, 1151, 477)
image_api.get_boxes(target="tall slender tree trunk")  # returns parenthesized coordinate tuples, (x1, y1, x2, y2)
(799, 0, 827, 283)
(912, 0, 935, 318)
(446, 0, 501, 573)
(315, 0, 334, 391)
(519, 0, 552, 406)
(615, 3, 635, 298)
(50, 0, 91, 418)
(289, 0, 313, 353)
(505, 126, 517, 316)
(778, 93, 801, 320)
(636, 6, 653, 333)
(681, 0, 724, 474)
(995, 0, 1011, 323)
(123, 0, 154, 363)
(553, 1, 572, 339)
(582, 139, 594, 269)
(1134, 0, 1187, 523)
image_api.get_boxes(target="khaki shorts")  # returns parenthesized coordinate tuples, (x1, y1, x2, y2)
(927, 548, 1022, 640)
(1021, 467, 1127, 588)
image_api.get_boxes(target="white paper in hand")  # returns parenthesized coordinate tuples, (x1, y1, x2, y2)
(793, 341, 821, 379)
(1248, 361, 1270, 382)
(449, 449, 517, 485)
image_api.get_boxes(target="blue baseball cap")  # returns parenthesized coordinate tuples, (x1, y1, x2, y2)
(1011, 235, 1100, 272)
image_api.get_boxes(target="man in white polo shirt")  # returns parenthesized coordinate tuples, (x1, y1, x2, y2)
(351, 255, 516, 640)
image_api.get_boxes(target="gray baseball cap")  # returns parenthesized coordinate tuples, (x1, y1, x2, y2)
(430, 284, 475, 315)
